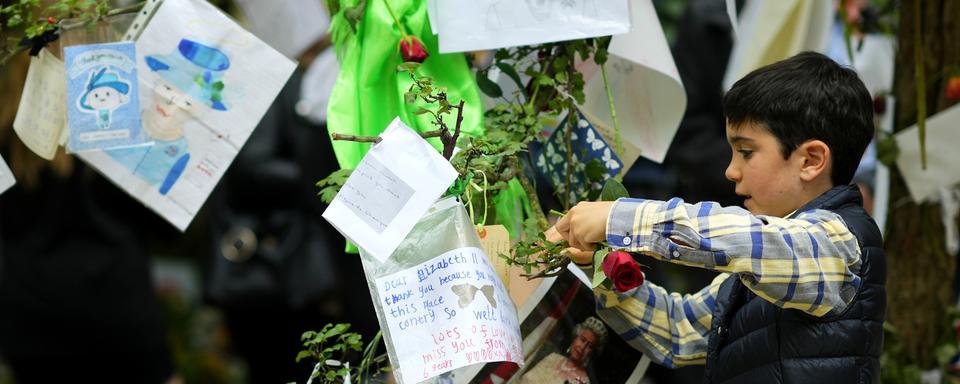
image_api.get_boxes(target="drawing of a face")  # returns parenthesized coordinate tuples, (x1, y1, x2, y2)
(85, 86, 129, 111)
(143, 78, 206, 141)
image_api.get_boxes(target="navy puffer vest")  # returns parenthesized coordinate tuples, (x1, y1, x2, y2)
(703, 185, 886, 383)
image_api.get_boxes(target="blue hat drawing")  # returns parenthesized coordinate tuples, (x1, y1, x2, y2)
(145, 38, 231, 111)
(79, 67, 130, 110)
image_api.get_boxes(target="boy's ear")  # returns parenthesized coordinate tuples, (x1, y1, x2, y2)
(798, 139, 830, 182)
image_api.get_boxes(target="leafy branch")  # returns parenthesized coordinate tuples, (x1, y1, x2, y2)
(295, 323, 389, 384)
(0, 0, 114, 66)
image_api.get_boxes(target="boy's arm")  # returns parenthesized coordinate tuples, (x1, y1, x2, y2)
(579, 266, 727, 368)
(605, 198, 862, 317)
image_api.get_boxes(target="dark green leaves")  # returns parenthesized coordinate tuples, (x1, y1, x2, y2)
(600, 178, 629, 201)
(476, 70, 503, 98)
(316, 168, 353, 204)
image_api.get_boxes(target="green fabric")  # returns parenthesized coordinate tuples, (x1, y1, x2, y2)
(327, 0, 485, 253)
(493, 178, 533, 241)
(326, 0, 485, 169)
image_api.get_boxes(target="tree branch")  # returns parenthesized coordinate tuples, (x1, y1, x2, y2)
(331, 129, 445, 144)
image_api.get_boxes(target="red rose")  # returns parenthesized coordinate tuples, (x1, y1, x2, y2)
(872, 94, 886, 116)
(947, 76, 960, 101)
(602, 251, 644, 292)
(399, 36, 429, 63)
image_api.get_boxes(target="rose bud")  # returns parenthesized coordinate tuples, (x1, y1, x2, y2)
(946, 76, 960, 101)
(399, 36, 429, 63)
(873, 94, 886, 116)
(601, 250, 645, 292)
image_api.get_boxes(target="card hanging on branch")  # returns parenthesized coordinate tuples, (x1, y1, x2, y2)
(536, 111, 623, 206)
(323, 117, 458, 262)
(76, 0, 295, 231)
(64, 41, 149, 152)
(358, 197, 523, 384)
(13, 48, 67, 160)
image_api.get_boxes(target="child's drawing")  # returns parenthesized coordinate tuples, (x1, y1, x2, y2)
(64, 41, 146, 152)
(106, 38, 231, 195)
(77, 67, 130, 130)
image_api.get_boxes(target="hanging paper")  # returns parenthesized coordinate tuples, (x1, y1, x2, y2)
(13, 48, 66, 160)
(895, 104, 960, 202)
(536, 111, 623, 206)
(434, 0, 630, 53)
(64, 42, 148, 152)
(577, 0, 686, 166)
(76, 0, 296, 231)
(233, 0, 329, 58)
(0, 154, 15, 195)
(322, 117, 458, 262)
(358, 197, 522, 384)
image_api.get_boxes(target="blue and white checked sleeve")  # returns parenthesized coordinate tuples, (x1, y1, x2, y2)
(592, 197, 863, 367)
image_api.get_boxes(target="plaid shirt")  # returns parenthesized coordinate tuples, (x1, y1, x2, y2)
(589, 198, 862, 368)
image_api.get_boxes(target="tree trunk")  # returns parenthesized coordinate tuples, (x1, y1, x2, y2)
(886, 0, 960, 369)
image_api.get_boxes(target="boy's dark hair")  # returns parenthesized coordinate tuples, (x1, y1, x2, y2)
(723, 51, 874, 186)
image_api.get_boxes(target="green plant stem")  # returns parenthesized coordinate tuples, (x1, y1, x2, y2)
(600, 62, 624, 175)
(913, 0, 927, 170)
(517, 161, 549, 230)
(562, 104, 576, 210)
(382, 0, 411, 49)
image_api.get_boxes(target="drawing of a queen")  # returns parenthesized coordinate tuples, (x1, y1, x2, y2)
(107, 38, 231, 195)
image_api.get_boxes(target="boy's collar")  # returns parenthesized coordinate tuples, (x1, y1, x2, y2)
(788, 185, 862, 218)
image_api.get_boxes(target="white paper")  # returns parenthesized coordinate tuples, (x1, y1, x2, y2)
(0, 154, 15, 195)
(895, 104, 960, 202)
(435, 0, 630, 53)
(323, 118, 458, 262)
(577, 0, 686, 166)
(722, 0, 834, 91)
(726, 0, 739, 41)
(427, 0, 439, 35)
(78, 0, 296, 231)
(374, 246, 523, 383)
(13, 49, 66, 160)
(233, 0, 328, 59)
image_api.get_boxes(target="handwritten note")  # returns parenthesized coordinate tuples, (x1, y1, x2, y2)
(13, 49, 66, 160)
(375, 246, 523, 383)
(323, 117, 458, 261)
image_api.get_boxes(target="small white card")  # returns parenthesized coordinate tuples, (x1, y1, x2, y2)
(323, 117, 458, 262)
(0, 154, 15, 195)
(896, 103, 960, 202)
(13, 48, 66, 160)
(435, 0, 630, 53)
(375, 246, 523, 383)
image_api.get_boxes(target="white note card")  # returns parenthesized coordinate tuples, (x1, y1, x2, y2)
(0, 154, 15, 195)
(322, 117, 459, 262)
(896, 103, 960, 202)
(375, 246, 523, 383)
(13, 48, 66, 160)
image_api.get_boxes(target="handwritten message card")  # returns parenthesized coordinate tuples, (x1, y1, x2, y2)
(323, 117, 458, 262)
(13, 49, 66, 160)
(375, 246, 523, 383)
(64, 41, 147, 152)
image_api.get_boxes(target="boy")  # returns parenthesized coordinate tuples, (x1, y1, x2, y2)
(552, 52, 883, 383)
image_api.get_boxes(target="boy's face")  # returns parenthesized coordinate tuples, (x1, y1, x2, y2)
(725, 122, 807, 217)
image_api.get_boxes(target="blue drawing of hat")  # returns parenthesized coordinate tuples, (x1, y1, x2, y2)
(145, 38, 231, 111)
(79, 67, 130, 110)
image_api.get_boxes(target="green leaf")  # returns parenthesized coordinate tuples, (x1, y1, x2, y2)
(495, 62, 524, 90)
(404, 91, 417, 104)
(476, 70, 503, 98)
(295, 350, 313, 363)
(397, 62, 421, 72)
(414, 107, 431, 115)
(585, 159, 606, 181)
(591, 247, 610, 288)
(600, 178, 629, 201)
(322, 323, 351, 340)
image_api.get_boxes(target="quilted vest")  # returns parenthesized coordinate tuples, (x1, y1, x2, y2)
(703, 185, 885, 383)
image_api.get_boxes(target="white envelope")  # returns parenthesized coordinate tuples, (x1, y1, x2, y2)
(895, 104, 960, 202)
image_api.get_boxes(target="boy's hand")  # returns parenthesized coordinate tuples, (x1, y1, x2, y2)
(555, 201, 615, 251)
(545, 226, 594, 265)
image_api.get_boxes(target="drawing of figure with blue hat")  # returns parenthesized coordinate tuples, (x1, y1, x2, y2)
(107, 38, 231, 195)
(77, 67, 131, 130)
